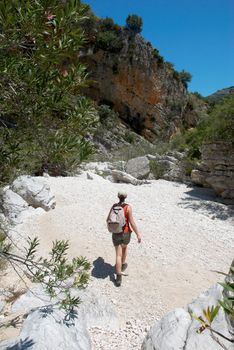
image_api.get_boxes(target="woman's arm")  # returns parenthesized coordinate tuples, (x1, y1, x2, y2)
(128, 206, 141, 243)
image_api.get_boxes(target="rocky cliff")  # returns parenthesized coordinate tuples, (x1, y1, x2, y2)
(80, 30, 205, 142)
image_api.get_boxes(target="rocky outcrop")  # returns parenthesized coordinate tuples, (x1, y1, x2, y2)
(191, 142, 234, 199)
(0, 176, 56, 225)
(82, 162, 150, 185)
(11, 175, 56, 212)
(0, 286, 119, 350)
(81, 33, 205, 141)
(81, 151, 189, 184)
(142, 284, 233, 350)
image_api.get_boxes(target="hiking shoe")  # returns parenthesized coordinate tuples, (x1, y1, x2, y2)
(115, 274, 122, 287)
(121, 263, 128, 272)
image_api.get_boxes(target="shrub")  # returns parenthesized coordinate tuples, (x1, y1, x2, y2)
(97, 104, 119, 125)
(0, 0, 98, 183)
(124, 131, 136, 144)
(191, 91, 205, 100)
(169, 95, 234, 161)
(149, 160, 165, 179)
(0, 235, 90, 312)
(126, 15, 143, 34)
(96, 31, 123, 52)
(165, 61, 174, 70)
(100, 17, 115, 31)
(179, 70, 192, 88)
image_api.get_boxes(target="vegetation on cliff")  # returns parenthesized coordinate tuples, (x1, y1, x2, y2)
(171, 95, 234, 160)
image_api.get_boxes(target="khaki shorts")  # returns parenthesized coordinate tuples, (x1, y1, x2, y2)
(112, 232, 131, 246)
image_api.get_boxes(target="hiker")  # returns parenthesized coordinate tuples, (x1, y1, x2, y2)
(107, 191, 142, 287)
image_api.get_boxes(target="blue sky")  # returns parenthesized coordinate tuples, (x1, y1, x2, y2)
(83, 0, 233, 96)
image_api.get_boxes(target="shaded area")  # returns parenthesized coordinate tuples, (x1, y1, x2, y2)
(6, 338, 34, 350)
(179, 186, 234, 222)
(39, 305, 54, 319)
(92, 257, 115, 283)
(39, 305, 78, 327)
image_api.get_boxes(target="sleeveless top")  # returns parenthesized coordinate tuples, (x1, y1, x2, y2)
(122, 203, 131, 234)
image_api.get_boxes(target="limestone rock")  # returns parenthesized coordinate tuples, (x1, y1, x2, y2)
(111, 170, 150, 185)
(142, 308, 191, 350)
(1, 286, 119, 350)
(142, 284, 233, 350)
(191, 143, 234, 199)
(126, 156, 150, 179)
(0, 188, 31, 225)
(11, 175, 56, 211)
(0, 308, 91, 350)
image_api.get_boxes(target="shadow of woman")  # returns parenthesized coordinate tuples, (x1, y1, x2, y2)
(91, 257, 115, 283)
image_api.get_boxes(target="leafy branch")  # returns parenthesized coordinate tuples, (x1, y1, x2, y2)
(192, 266, 234, 348)
(0, 236, 90, 311)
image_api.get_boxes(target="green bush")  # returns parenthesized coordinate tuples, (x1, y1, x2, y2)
(179, 70, 192, 88)
(0, 0, 98, 184)
(149, 160, 165, 179)
(98, 105, 119, 123)
(169, 95, 234, 160)
(100, 17, 115, 31)
(126, 15, 143, 34)
(124, 131, 136, 144)
(96, 31, 123, 52)
(151, 48, 165, 67)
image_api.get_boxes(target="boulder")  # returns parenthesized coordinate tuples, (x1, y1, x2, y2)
(110, 170, 150, 185)
(11, 286, 119, 331)
(126, 156, 150, 179)
(0, 286, 119, 350)
(0, 188, 31, 225)
(191, 143, 234, 199)
(142, 284, 233, 350)
(142, 308, 191, 350)
(0, 308, 91, 350)
(11, 176, 56, 211)
(191, 169, 208, 186)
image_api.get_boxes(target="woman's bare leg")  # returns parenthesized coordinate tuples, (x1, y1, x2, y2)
(121, 244, 128, 265)
(115, 245, 122, 274)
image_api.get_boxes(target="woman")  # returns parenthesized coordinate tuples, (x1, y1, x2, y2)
(110, 191, 142, 287)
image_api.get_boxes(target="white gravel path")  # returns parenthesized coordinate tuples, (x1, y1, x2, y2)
(8, 173, 234, 349)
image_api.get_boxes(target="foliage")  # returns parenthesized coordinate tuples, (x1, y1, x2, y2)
(0, 235, 90, 311)
(191, 91, 205, 100)
(80, 8, 99, 44)
(98, 104, 119, 124)
(0, 0, 98, 184)
(170, 95, 234, 161)
(125, 14, 143, 34)
(201, 95, 234, 145)
(179, 69, 192, 88)
(124, 130, 136, 144)
(112, 141, 169, 162)
(149, 160, 165, 179)
(93, 15, 123, 52)
(192, 266, 234, 347)
(100, 17, 115, 31)
(96, 30, 123, 52)
(152, 48, 165, 66)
